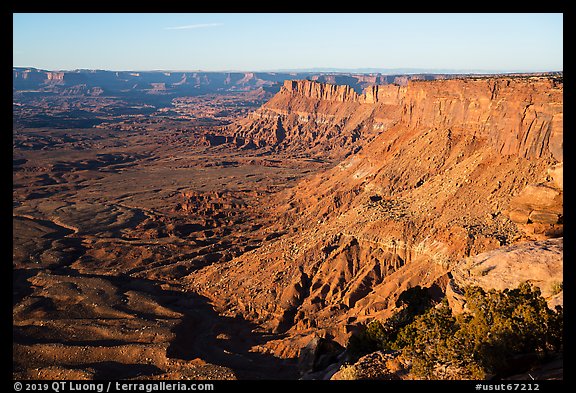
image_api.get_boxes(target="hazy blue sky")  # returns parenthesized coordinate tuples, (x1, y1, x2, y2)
(13, 13, 563, 72)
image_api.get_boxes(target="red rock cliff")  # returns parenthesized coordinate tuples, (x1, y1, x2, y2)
(46, 72, 65, 82)
(281, 80, 361, 102)
(401, 78, 562, 161)
(228, 77, 561, 163)
(228, 80, 405, 158)
(190, 76, 563, 354)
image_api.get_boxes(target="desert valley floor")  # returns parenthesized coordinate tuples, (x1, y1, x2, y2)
(13, 124, 330, 379)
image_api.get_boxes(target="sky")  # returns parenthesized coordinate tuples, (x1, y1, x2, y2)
(13, 13, 563, 73)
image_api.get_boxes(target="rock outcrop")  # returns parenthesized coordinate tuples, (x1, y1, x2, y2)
(188, 76, 563, 356)
(505, 162, 563, 239)
(446, 237, 563, 314)
(330, 351, 408, 380)
(282, 80, 360, 102)
(226, 80, 405, 159)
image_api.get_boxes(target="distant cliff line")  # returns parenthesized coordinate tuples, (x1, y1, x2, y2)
(14, 67, 560, 98)
(280, 74, 563, 104)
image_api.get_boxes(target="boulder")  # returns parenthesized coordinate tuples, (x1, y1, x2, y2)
(331, 351, 407, 380)
(447, 238, 563, 313)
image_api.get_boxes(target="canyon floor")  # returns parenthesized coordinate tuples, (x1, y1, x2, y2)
(12, 123, 332, 379)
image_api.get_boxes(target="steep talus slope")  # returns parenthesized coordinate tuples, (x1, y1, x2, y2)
(187, 77, 563, 355)
(224, 80, 405, 159)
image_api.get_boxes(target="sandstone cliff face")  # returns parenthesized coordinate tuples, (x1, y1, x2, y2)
(401, 78, 563, 161)
(282, 80, 361, 102)
(188, 77, 563, 354)
(506, 162, 563, 239)
(227, 80, 405, 159)
(226, 78, 562, 163)
(45, 72, 65, 82)
(362, 84, 406, 104)
(281, 80, 406, 105)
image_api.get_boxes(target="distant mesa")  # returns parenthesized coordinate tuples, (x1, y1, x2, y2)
(15, 67, 555, 99)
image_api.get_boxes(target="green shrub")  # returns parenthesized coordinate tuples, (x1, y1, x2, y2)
(396, 282, 563, 379)
(347, 320, 388, 359)
(395, 299, 458, 377)
(347, 282, 563, 380)
(346, 285, 434, 359)
(551, 281, 563, 295)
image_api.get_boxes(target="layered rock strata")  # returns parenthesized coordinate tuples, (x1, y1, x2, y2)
(189, 77, 563, 354)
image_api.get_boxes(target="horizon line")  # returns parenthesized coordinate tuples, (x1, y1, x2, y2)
(12, 66, 564, 75)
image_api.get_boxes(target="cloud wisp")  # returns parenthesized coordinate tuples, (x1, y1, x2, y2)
(164, 23, 223, 30)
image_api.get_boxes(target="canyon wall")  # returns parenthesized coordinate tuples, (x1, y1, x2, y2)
(227, 77, 562, 163)
(13, 68, 462, 99)
(13, 68, 288, 96)
(400, 78, 563, 161)
(227, 80, 406, 158)
(281, 79, 406, 104)
(189, 76, 563, 354)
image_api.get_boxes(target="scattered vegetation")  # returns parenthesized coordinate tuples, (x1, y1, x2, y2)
(337, 364, 359, 380)
(347, 285, 434, 358)
(346, 282, 563, 380)
(550, 281, 563, 295)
